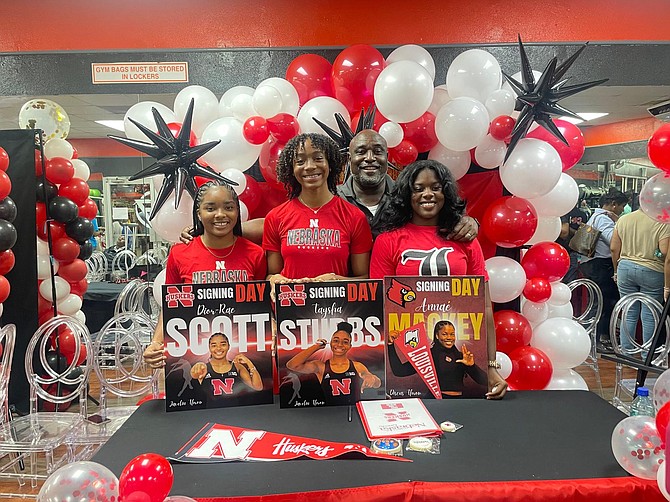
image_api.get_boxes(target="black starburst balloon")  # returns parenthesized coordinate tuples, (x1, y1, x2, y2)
(503, 35, 608, 162)
(108, 98, 237, 227)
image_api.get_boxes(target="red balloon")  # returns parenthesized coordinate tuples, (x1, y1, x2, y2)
(0, 147, 9, 171)
(259, 138, 285, 186)
(69, 278, 89, 297)
(243, 116, 270, 145)
(648, 124, 670, 172)
(119, 453, 174, 502)
(507, 346, 553, 390)
(0, 250, 15, 275)
(0, 171, 11, 200)
(389, 139, 418, 167)
(58, 178, 90, 206)
(494, 310, 534, 354)
(521, 241, 570, 281)
(239, 175, 261, 214)
(350, 108, 388, 132)
(58, 259, 88, 283)
(286, 53, 334, 106)
(71, 145, 78, 159)
(166, 122, 197, 147)
(523, 277, 552, 303)
(401, 112, 439, 153)
(51, 237, 80, 263)
(45, 157, 74, 185)
(0, 275, 9, 303)
(78, 198, 98, 220)
(37, 221, 65, 242)
(267, 113, 300, 144)
(36, 202, 47, 228)
(53, 326, 86, 366)
(481, 196, 538, 248)
(38, 293, 53, 316)
(527, 119, 585, 171)
(35, 149, 43, 176)
(489, 115, 516, 141)
(656, 400, 670, 441)
(331, 44, 386, 113)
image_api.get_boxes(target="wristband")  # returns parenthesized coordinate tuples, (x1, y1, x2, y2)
(488, 360, 501, 369)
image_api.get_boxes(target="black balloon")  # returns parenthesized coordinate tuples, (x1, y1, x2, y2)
(45, 351, 67, 373)
(36, 179, 58, 203)
(78, 240, 93, 260)
(65, 217, 94, 244)
(49, 196, 79, 223)
(0, 220, 17, 252)
(0, 196, 17, 223)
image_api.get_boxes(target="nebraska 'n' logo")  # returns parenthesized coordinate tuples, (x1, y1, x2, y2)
(165, 285, 195, 308)
(386, 278, 416, 307)
(329, 378, 351, 396)
(277, 284, 307, 306)
(212, 378, 235, 396)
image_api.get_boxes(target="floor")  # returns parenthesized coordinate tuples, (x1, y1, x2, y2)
(0, 357, 640, 501)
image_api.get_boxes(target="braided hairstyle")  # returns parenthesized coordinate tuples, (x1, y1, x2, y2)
(191, 181, 243, 237)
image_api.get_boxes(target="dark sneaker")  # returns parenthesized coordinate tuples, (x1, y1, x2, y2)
(596, 339, 614, 353)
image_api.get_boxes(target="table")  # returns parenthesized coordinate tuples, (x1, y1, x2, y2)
(82, 282, 126, 333)
(92, 391, 664, 501)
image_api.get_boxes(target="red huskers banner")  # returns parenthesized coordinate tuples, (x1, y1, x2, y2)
(171, 423, 409, 463)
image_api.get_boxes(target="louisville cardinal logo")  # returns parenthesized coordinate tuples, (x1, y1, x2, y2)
(386, 278, 416, 307)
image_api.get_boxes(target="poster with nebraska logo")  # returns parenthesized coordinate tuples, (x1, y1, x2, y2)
(161, 282, 273, 412)
(275, 280, 385, 408)
(384, 276, 488, 399)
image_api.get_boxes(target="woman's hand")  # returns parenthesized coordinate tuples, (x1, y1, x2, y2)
(179, 226, 195, 244)
(234, 354, 254, 371)
(315, 338, 328, 349)
(190, 362, 207, 380)
(143, 341, 166, 369)
(387, 330, 400, 345)
(361, 372, 381, 390)
(486, 367, 508, 400)
(314, 273, 339, 282)
(444, 216, 479, 242)
(456, 344, 475, 366)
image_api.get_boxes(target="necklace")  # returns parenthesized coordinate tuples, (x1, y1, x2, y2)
(201, 237, 237, 259)
(298, 195, 331, 215)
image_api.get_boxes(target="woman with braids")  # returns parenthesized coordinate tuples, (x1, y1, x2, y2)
(263, 132, 372, 284)
(143, 181, 267, 368)
(370, 159, 507, 399)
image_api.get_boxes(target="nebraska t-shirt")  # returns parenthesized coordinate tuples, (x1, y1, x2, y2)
(370, 224, 488, 279)
(262, 197, 372, 279)
(166, 236, 267, 284)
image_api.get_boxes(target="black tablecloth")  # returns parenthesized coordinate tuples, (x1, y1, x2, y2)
(92, 391, 630, 498)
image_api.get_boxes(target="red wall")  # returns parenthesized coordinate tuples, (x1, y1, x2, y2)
(1, 0, 669, 52)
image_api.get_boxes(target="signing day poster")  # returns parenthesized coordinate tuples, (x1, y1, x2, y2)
(384, 276, 488, 399)
(275, 280, 386, 408)
(161, 282, 273, 412)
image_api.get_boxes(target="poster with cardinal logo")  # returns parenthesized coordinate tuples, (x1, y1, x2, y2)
(161, 282, 273, 412)
(384, 276, 488, 399)
(275, 280, 385, 408)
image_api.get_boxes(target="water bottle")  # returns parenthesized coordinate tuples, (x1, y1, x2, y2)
(630, 387, 655, 417)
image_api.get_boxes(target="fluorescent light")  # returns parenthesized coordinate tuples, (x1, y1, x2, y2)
(560, 112, 609, 125)
(95, 120, 125, 131)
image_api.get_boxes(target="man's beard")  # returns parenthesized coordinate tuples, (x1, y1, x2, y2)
(354, 169, 385, 188)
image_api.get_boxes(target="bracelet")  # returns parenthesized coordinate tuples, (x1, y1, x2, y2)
(488, 360, 501, 369)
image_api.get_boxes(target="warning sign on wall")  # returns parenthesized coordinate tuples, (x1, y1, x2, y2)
(91, 62, 189, 84)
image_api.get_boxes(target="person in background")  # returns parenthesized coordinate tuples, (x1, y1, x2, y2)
(578, 188, 629, 353)
(611, 209, 670, 353)
(556, 201, 589, 284)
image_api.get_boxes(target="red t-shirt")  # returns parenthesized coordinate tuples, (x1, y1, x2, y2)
(262, 197, 372, 279)
(166, 236, 267, 284)
(370, 223, 488, 279)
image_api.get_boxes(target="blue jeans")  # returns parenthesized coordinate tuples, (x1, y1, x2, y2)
(617, 259, 664, 352)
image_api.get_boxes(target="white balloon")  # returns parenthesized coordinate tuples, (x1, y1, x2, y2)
(240, 200, 249, 223)
(435, 97, 490, 151)
(152, 174, 165, 191)
(258, 77, 300, 117)
(653, 369, 670, 412)
(19, 99, 71, 141)
(547, 301, 574, 319)
(252, 85, 283, 118)
(378, 122, 404, 148)
(36, 237, 50, 257)
(386, 44, 436, 80)
(474, 134, 506, 169)
(37, 255, 58, 280)
(74, 309, 86, 325)
(525, 216, 561, 245)
(39, 276, 71, 302)
(220, 168, 247, 195)
(428, 85, 452, 116)
(657, 458, 670, 501)
(496, 351, 512, 379)
(428, 143, 471, 180)
(230, 94, 256, 123)
(374, 61, 434, 123)
(549, 281, 572, 306)
(527, 173, 579, 217)
(152, 269, 166, 305)
(485, 256, 526, 303)
(174, 85, 220, 138)
(219, 86, 255, 117)
(150, 192, 194, 243)
(446, 49, 502, 103)
(44, 139, 74, 160)
(71, 159, 90, 181)
(200, 117, 262, 172)
(485, 89, 516, 119)
(57, 293, 83, 316)
(297, 97, 350, 135)
(544, 369, 588, 390)
(500, 138, 562, 198)
(522, 299, 550, 324)
(532, 317, 590, 369)
(124, 102, 176, 142)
